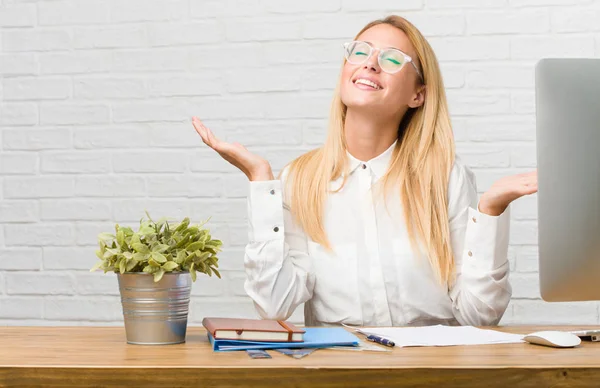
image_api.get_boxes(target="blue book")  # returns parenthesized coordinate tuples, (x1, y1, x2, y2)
(207, 327, 360, 352)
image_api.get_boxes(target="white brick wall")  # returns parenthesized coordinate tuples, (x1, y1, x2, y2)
(1, 0, 599, 327)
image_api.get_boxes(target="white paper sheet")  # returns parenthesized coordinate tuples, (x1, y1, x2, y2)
(356, 325, 525, 347)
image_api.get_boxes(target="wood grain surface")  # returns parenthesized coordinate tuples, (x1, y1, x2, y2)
(1, 325, 599, 387)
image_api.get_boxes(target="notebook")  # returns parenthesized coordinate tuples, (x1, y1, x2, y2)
(202, 317, 305, 342)
(207, 327, 360, 352)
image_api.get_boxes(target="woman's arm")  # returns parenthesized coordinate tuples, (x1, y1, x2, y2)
(447, 160, 512, 326)
(191, 116, 315, 321)
(244, 171, 315, 320)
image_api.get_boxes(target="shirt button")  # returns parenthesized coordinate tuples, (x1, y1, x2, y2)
(472, 217, 477, 223)
(467, 251, 473, 257)
(269, 189, 275, 195)
(362, 164, 367, 169)
(273, 226, 280, 232)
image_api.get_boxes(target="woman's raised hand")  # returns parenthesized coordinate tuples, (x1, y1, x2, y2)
(479, 170, 538, 216)
(192, 116, 274, 181)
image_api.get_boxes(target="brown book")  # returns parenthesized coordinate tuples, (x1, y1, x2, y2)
(202, 317, 305, 342)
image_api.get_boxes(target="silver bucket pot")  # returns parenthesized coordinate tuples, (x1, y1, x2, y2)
(117, 272, 192, 345)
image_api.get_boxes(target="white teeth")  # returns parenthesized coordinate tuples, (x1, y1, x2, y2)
(355, 78, 381, 89)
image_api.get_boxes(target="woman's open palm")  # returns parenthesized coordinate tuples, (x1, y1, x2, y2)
(479, 170, 538, 215)
(192, 116, 273, 181)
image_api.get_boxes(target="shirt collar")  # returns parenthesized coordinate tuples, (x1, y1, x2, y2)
(345, 140, 397, 179)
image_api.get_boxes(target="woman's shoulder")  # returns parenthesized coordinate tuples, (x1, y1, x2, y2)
(447, 154, 478, 212)
(278, 148, 322, 203)
(280, 148, 321, 181)
(449, 155, 476, 188)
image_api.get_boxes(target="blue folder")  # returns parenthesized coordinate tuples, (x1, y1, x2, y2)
(207, 327, 360, 352)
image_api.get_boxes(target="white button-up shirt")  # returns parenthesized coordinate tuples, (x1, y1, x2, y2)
(244, 141, 511, 327)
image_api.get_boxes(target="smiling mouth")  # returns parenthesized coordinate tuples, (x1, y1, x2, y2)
(353, 78, 383, 90)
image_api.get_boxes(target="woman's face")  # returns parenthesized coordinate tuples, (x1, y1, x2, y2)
(340, 24, 423, 118)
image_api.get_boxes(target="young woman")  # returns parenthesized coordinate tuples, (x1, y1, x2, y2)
(192, 15, 537, 327)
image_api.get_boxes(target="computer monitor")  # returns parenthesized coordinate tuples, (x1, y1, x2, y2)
(536, 58, 600, 302)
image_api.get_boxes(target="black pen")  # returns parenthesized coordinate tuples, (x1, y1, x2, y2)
(366, 334, 395, 347)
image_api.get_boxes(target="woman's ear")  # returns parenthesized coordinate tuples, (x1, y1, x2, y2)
(408, 85, 426, 109)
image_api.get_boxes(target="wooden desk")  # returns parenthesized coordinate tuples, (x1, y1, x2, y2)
(1, 326, 599, 387)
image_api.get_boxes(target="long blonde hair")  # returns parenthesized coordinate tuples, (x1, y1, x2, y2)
(284, 15, 456, 286)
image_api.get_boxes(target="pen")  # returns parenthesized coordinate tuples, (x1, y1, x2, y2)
(366, 334, 395, 347)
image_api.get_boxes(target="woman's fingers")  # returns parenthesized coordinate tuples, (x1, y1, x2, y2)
(192, 116, 226, 153)
(192, 116, 241, 158)
(518, 170, 537, 180)
(204, 124, 222, 150)
(193, 117, 224, 150)
(518, 173, 538, 195)
(191, 117, 210, 145)
(191, 116, 272, 180)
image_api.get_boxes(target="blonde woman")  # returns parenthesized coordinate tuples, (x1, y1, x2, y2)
(192, 15, 537, 327)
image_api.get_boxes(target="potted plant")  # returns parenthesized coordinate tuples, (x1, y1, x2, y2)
(91, 212, 222, 345)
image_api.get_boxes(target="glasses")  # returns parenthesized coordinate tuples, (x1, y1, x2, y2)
(342, 40, 423, 82)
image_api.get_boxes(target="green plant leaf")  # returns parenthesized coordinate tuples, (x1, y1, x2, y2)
(212, 268, 221, 279)
(195, 251, 211, 262)
(197, 216, 211, 229)
(162, 225, 172, 240)
(186, 241, 204, 252)
(116, 230, 125, 247)
(162, 261, 178, 271)
(184, 226, 199, 236)
(139, 226, 155, 235)
(93, 213, 223, 280)
(121, 226, 134, 236)
(151, 251, 167, 263)
(175, 250, 186, 264)
(132, 243, 149, 254)
(205, 241, 221, 250)
(144, 210, 154, 223)
(156, 217, 168, 230)
(131, 234, 141, 246)
(153, 268, 165, 282)
(90, 260, 104, 272)
(152, 243, 170, 253)
(98, 233, 115, 242)
(175, 217, 190, 232)
(126, 259, 137, 272)
(190, 262, 197, 282)
(174, 235, 190, 249)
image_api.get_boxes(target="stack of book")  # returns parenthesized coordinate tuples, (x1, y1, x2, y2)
(202, 317, 360, 352)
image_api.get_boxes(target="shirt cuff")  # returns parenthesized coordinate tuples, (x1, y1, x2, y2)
(461, 203, 511, 273)
(247, 180, 285, 243)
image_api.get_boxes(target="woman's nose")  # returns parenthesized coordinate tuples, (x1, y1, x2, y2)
(364, 52, 381, 73)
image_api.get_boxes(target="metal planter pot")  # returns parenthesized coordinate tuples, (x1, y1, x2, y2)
(117, 272, 192, 345)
